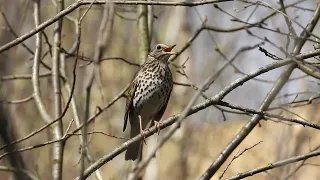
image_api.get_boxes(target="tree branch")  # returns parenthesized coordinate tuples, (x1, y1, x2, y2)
(51, 1, 65, 179)
(226, 149, 320, 180)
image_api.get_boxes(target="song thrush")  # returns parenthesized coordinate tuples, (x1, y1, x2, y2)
(123, 44, 175, 161)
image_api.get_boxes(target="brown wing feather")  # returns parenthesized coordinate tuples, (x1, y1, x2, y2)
(123, 63, 145, 132)
(154, 91, 172, 122)
(123, 80, 137, 132)
(123, 63, 146, 132)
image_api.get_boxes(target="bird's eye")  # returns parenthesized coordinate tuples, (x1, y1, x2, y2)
(156, 45, 161, 50)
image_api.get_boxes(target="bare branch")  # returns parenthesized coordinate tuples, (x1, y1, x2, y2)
(219, 141, 263, 179)
(0, 9, 34, 55)
(217, 101, 320, 130)
(51, 0, 65, 179)
(0, 166, 40, 180)
(1, 95, 34, 104)
(297, 63, 320, 79)
(1, 72, 51, 81)
(279, 0, 297, 38)
(32, 0, 52, 125)
(226, 150, 320, 180)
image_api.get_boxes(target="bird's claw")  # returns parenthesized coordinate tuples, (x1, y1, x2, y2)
(140, 129, 147, 145)
(154, 121, 162, 135)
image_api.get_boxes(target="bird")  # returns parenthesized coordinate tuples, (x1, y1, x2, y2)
(123, 44, 176, 161)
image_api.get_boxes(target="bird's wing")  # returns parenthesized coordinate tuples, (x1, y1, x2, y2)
(123, 63, 145, 132)
(154, 90, 172, 122)
(123, 79, 137, 132)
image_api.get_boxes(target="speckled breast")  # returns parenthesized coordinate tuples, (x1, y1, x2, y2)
(133, 65, 172, 119)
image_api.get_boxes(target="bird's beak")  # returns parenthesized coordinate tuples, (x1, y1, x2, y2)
(163, 45, 176, 55)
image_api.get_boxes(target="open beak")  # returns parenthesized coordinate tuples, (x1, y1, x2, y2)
(163, 45, 176, 55)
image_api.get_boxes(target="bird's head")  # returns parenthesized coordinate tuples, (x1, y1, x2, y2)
(148, 44, 176, 62)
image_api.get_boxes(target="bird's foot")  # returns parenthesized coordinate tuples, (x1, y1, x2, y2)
(140, 129, 148, 145)
(138, 115, 147, 145)
(153, 121, 162, 135)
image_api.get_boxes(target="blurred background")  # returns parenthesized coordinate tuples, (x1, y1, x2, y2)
(0, 0, 320, 179)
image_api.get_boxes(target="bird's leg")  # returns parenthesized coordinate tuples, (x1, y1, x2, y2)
(138, 115, 147, 145)
(153, 120, 162, 135)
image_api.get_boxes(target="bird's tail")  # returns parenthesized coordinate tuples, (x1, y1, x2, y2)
(125, 122, 141, 161)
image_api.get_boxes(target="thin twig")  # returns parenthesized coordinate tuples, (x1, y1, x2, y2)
(0, 166, 40, 180)
(219, 141, 263, 179)
(1, 72, 51, 81)
(1, 95, 34, 104)
(217, 101, 320, 130)
(226, 150, 320, 180)
(0, 9, 34, 55)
